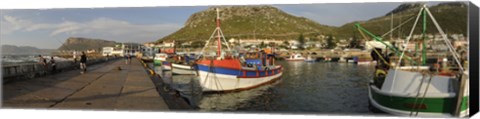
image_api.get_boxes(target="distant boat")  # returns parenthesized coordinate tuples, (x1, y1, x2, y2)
(353, 56, 376, 65)
(285, 53, 305, 61)
(338, 57, 347, 63)
(357, 60, 377, 65)
(323, 57, 332, 62)
(195, 8, 283, 92)
(304, 55, 316, 62)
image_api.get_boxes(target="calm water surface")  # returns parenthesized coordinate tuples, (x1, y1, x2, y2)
(152, 61, 376, 115)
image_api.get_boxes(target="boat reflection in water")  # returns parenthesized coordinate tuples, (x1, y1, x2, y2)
(152, 61, 377, 114)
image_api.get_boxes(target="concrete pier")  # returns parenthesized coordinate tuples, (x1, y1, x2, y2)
(2, 59, 172, 111)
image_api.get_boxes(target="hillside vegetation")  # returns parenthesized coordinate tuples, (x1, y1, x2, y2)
(158, 2, 467, 42)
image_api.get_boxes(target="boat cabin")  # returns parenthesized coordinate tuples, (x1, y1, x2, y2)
(242, 51, 275, 69)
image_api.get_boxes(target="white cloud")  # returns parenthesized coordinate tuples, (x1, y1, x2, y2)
(1, 15, 32, 34)
(1, 15, 181, 43)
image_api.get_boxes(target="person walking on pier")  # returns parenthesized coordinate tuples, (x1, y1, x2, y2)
(50, 56, 57, 73)
(124, 53, 130, 64)
(80, 52, 87, 74)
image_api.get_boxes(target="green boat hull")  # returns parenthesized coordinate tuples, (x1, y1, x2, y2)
(368, 84, 469, 117)
(154, 60, 162, 66)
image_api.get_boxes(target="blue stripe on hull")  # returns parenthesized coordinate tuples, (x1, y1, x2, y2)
(196, 64, 281, 77)
(197, 65, 241, 76)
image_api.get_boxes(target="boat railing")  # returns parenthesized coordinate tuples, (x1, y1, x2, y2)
(370, 84, 456, 98)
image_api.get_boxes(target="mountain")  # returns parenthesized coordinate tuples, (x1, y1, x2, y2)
(158, 3, 467, 43)
(2, 45, 55, 55)
(335, 2, 468, 39)
(159, 6, 336, 42)
(57, 37, 117, 51)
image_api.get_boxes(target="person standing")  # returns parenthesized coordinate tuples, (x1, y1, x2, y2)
(128, 54, 132, 64)
(38, 55, 47, 74)
(73, 51, 77, 63)
(106, 54, 110, 61)
(80, 52, 87, 74)
(50, 56, 57, 73)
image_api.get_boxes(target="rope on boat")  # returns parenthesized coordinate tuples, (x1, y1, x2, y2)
(409, 70, 435, 117)
(209, 58, 224, 91)
(409, 72, 428, 116)
(202, 59, 212, 89)
(414, 71, 436, 116)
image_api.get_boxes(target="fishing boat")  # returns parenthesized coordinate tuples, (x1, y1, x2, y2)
(170, 42, 197, 75)
(358, 5, 469, 117)
(162, 61, 172, 70)
(140, 46, 155, 62)
(285, 53, 305, 61)
(153, 53, 168, 66)
(195, 8, 283, 92)
(171, 54, 197, 75)
(141, 55, 154, 62)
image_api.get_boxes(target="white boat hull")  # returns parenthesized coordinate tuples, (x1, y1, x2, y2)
(172, 63, 194, 70)
(172, 68, 196, 75)
(357, 61, 377, 65)
(198, 70, 283, 92)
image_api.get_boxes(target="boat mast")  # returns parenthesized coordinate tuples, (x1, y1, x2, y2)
(390, 13, 393, 41)
(421, 7, 427, 65)
(216, 8, 222, 57)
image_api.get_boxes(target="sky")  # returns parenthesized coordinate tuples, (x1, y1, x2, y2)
(1, 2, 444, 49)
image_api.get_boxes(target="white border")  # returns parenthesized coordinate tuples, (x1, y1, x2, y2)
(1, 0, 478, 119)
(0, 0, 471, 9)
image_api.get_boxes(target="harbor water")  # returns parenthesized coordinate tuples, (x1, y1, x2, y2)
(151, 61, 377, 115)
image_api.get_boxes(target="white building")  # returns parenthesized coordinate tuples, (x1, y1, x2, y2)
(102, 47, 114, 56)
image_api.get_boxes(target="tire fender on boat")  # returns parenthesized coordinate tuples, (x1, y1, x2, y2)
(375, 69, 386, 77)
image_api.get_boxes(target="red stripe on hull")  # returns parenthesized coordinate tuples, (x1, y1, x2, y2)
(197, 59, 242, 69)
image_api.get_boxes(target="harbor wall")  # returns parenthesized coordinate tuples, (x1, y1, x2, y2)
(2, 57, 120, 82)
